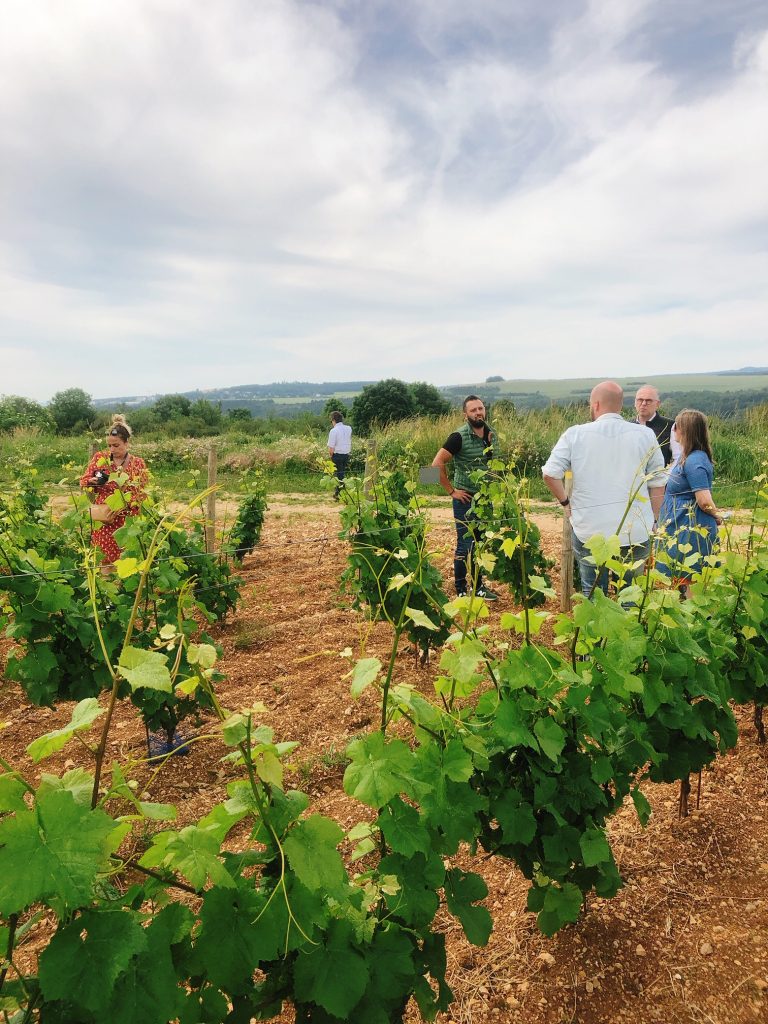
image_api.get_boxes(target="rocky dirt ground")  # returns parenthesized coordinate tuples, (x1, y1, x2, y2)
(1, 495, 766, 1024)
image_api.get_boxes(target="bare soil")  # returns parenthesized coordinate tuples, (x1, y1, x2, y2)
(1, 496, 766, 1024)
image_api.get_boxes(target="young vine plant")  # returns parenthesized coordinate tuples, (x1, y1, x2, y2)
(0, 466, 766, 1021)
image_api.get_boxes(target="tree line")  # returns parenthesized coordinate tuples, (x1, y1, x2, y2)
(0, 380, 454, 438)
(4, 380, 768, 439)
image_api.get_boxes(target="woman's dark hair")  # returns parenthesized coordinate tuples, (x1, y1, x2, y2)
(675, 409, 713, 464)
(108, 414, 132, 442)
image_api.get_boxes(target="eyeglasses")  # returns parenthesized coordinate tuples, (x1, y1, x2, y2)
(109, 428, 121, 435)
(636, 398, 657, 404)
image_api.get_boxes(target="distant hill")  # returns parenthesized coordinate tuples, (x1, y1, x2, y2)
(94, 370, 768, 418)
(93, 381, 377, 409)
(92, 381, 378, 420)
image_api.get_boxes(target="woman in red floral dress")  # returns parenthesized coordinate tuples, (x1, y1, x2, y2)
(80, 415, 148, 564)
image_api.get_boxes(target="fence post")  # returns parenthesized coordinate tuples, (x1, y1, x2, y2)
(364, 438, 377, 496)
(205, 444, 217, 554)
(560, 471, 574, 612)
(89, 441, 99, 459)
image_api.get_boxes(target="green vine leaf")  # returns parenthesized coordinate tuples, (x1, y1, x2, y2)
(579, 827, 611, 867)
(293, 919, 371, 1018)
(194, 883, 286, 990)
(404, 607, 439, 631)
(529, 881, 584, 936)
(631, 786, 652, 826)
(349, 657, 382, 697)
(138, 824, 234, 890)
(114, 557, 140, 580)
(39, 908, 148, 1012)
(26, 698, 103, 763)
(38, 768, 93, 806)
(284, 815, 347, 894)
(0, 790, 125, 915)
(0, 774, 27, 813)
(118, 647, 172, 692)
(493, 790, 537, 845)
(377, 798, 430, 857)
(445, 868, 492, 946)
(187, 643, 217, 669)
(344, 733, 417, 808)
(533, 716, 566, 762)
(106, 904, 193, 1024)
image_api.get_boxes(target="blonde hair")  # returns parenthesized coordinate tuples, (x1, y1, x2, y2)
(109, 414, 132, 441)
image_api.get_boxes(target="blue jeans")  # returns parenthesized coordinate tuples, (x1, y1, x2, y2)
(331, 453, 350, 496)
(453, 497, 482, 592)
(572, 530, 650, 598)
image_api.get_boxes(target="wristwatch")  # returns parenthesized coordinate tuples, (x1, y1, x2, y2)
(560, 497, 570, 507)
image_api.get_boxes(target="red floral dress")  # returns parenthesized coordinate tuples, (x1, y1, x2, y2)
(80, 451, 149, 563)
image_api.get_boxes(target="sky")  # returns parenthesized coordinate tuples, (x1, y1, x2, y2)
(2, 0, 767, 403)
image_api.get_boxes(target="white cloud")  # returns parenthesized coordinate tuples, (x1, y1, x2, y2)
(1, 1, 766, 402)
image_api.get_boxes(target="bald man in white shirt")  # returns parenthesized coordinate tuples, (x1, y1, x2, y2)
(542, 381, 667, 597)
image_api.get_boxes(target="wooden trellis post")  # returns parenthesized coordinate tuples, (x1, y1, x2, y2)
(560, 471, 574, 612)
(364, 438, 377, 496)
(205, 444, 217, 554)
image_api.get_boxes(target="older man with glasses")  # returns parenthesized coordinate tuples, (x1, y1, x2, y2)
(634, 385, 675, 466)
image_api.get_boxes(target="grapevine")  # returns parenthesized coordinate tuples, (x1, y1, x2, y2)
(338, 461, 451, 663)
(0, 465, 767, 1020)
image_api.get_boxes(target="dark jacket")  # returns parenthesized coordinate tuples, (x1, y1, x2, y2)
(636, 413, 674, 466)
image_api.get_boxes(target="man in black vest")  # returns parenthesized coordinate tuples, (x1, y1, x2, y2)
(634, 385, 674, 466)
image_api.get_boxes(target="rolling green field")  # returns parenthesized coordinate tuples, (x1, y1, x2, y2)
(274, 391, 360, 406)
(73, 371, 768, 428)
(470, 371, 768, 399)
(213, 372, 768, 410)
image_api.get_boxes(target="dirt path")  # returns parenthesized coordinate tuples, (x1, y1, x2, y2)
(1, 497, 766, 1023)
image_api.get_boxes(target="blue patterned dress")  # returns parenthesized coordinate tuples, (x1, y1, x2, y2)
(656, 450, 718, 583)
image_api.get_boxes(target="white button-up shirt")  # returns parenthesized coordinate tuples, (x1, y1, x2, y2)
(542, 413, 666, 545)
(328, 422, 352, 454)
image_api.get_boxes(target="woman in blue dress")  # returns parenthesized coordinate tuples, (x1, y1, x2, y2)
(656, 409, 724, 597)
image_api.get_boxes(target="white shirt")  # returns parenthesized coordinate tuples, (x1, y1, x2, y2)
(669, 423, 683, 464)
(542, 413, 667, 545)
(328, 422, 352, 454)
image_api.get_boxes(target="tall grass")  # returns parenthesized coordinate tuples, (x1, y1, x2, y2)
(374, 405, 581, 475)
(1, 404, 765, 498)
(374, 403, 767, 488)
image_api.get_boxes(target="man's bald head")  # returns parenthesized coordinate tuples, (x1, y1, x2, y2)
(590, 381, 624, 418)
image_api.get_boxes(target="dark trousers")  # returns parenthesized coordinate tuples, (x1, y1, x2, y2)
(453, 496, 481, 592)
(331, 453, 350, 496)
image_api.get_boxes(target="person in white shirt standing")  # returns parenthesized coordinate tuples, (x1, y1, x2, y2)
(327, 411, 353, 499)
(542, 381, 667, 598)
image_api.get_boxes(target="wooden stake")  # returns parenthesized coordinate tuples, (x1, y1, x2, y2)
(679, 775, 691, 818)
(364, 438, 377, 496)
(560, 471, 574, 612)
(755, 704, 766, 745)
(205, 445, 217, 554)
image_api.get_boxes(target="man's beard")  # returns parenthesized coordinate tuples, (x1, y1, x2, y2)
(467, 416, 485, 429)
